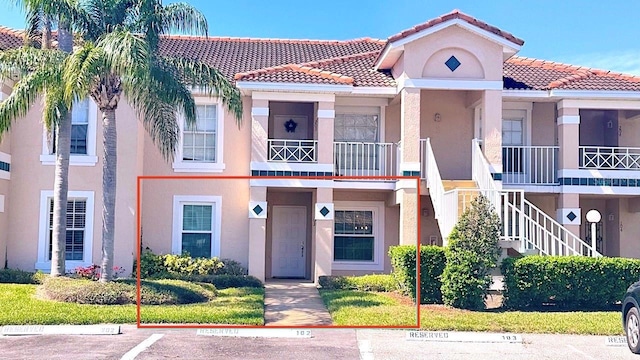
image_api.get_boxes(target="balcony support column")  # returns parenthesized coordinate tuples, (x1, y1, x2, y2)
(481, 90, 503, 180)
(556, 192, 581, 238)
(557, 104, 580, 172)
(251, 99, 270, 163)
(400, 88, 421, 176)
(317, 101, 335, 173)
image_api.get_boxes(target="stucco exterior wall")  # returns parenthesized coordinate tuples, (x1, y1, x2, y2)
(419, 90, 473, 179)
(579, 110, 618, 147)
(0, 178, 7, 268)
(619, 198, 640, 259)
(619, 111, 640, 147)
(269, 101, 315, 140)
(531, 102, 556, 146)
(419, 195, 441, 246)
(5, 98, 139, 273)
(401, 25, 503, 81)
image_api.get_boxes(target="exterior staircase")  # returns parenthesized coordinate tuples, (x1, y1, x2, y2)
(421, 137, 601, 259)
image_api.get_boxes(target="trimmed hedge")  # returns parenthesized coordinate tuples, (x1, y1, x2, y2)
(136, 251, 248, 278)
(39, 277, 217, 305)
(502, 256, 640, 309)
(0, 269, 46, 284)
(147, 273, 263, 289)
(318, 274, 397, 292)
(389, 245, 446, 304)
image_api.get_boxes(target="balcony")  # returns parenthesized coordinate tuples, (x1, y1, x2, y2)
(502, 146, 559, 185)
(580, 146, 640, 170)
(334, 142, 398, 178)
(267, 139, 318, 163)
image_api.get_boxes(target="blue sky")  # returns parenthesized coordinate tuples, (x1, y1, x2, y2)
(2, 0, 639, 75)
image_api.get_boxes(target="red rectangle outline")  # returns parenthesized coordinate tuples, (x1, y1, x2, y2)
(136, 175, 421, 329)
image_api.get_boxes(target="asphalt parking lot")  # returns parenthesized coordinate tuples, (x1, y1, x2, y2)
(1, 326, 639, 360)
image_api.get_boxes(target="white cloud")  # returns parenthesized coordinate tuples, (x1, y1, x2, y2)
(555, 51, 640, 76)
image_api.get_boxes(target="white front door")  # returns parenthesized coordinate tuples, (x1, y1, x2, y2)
(271, 206, 307, 278)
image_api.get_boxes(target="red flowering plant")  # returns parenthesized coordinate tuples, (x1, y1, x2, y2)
(73, 265, 126, 280)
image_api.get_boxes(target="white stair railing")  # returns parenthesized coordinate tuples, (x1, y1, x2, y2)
(469, 140, 601, 257)
(334, 141, 397, 177)
(420, 138, 448, 240)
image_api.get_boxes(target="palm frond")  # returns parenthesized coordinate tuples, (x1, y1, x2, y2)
(42, 85, 69, 132)
(0, 47, 66, 78)
(97, 29, 150, 77)
(63, 41, 105, 104)
(161, 57, 243, 125)
(0, 68, 54, 135)
(160, 3, 208, 37)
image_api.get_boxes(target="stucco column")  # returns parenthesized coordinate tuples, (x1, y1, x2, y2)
(556, 192, 581, 238)
(400, 88, 421, 176)
(317, 101, 335, 174)
(251, 98, 269, 163)
(399, 188, 418, 245)
(248, 186, 267, 282)
(314, 187, 333, 283)
(481, 90, 503, 177)
(557, 106, 580, 172)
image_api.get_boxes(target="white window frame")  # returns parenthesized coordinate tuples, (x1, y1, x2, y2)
(172, 99, 225, 172)
(36, 190, 95, 271)
(40, 98, 98, 166)
(332, 201, 385, 271)
(172, 195, 222, 258)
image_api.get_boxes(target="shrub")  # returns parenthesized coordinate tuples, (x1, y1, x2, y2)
(502, 256, 640, 309)
(389, 245, 446, 303)
(318, 274, 397, 292)
(0, 269, 45, 284)
(441, 195, 501, 310)
(39, 277, 216, 305)
(149, 273, 263, 289)
(135, 251, 248, 278)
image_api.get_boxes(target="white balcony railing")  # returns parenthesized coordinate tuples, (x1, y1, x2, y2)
(268, 139, 317, 162)
(580, 146, 640, 170)
(502, 146, 559, 185)
(334, 142, 397, 177)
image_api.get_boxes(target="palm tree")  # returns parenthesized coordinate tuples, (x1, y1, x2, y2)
(64, 0, 242, 281)
(7, 0, 85, 276)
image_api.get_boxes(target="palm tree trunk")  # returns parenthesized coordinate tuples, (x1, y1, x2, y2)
(100, 107, 117, 282)
(50, 20, 72, 277)
(41, 15, 51, 50)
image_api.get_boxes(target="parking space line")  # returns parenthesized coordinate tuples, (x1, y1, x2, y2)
(121, 334, 164, 360)
(358, 339, 374, 360)
(566, 344, 598, 360)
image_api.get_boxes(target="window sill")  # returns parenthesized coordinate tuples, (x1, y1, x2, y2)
(35, 261, 93, 272)
(40, 155, 98, 167)
(332, 261, 384, 271)
(172, 162, 226, 173)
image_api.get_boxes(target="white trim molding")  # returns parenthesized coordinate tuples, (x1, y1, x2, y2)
(36, 190, 95, 271)
(172, 195, 222, 258)
(399, 78, 503, 91)
(317, 109, 335, 119)
(557, 208, 581, 226)
(332, 201, 385, 271)
(249, 201, 267, 219)
(250, 162, 334, 172)
(173, 98, 226, 173)
(315, 203, 334, 220)
(252, 91, 336, 103)
(251, 107, 269, 117)
(0, 151, 9, 180)
(557, 115, 580, 125)
(40, 98, 99, 167)
(0, 194, 4, 212)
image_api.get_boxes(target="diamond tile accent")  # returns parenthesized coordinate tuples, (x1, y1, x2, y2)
(445, 56, 461, 72)
(566, 211, 577, 222)
(253, 205, 263, 216)
(319, 206, 330, 217)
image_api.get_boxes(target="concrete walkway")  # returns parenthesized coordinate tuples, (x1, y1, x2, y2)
(264, 280, 333, 326)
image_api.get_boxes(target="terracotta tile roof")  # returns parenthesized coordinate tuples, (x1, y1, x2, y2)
(235, 51, 395, 87)
(0, 26, 25, 50)
(386, 9, 524, 46)
(158, 35, 386, 84)
(504, 56, 640, 91)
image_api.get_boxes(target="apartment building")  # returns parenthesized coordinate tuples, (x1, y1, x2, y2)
(0, 10, 639, 282)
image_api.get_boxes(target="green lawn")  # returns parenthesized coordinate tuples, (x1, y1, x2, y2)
(420, 305, 623, 335)
(319, 288, 623, 334)
(0, 284, 264, 325)
(319, 290, 418, 326)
